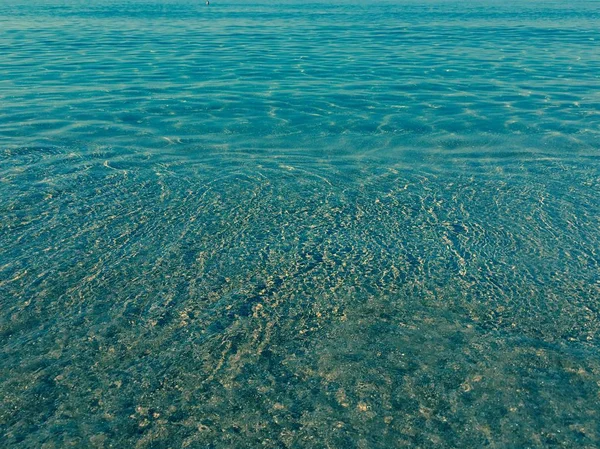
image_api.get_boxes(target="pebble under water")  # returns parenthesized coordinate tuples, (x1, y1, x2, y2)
(1, 0, 600, 447)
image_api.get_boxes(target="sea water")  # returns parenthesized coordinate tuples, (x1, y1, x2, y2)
(1, 0, 599, 447)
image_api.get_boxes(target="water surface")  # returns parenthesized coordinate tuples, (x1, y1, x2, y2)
(1, 0, 600, 447)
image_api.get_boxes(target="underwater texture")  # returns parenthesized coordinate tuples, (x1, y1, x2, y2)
(1, 0, 600, 447)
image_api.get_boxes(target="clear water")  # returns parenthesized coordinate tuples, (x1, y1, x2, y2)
(1, 0, 599, 447)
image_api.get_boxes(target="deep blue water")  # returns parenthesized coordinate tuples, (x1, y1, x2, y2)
(1, 0, 600, 447)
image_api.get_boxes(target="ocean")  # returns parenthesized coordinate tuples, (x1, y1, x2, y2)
(1, 0, 599, 447)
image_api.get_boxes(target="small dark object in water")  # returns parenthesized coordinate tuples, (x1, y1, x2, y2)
(206, 1, 209, 5)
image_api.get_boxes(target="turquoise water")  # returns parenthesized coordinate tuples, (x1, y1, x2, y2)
(1, 0, 600, 447)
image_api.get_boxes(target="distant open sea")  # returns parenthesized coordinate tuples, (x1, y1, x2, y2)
(1, 0, 599, 447)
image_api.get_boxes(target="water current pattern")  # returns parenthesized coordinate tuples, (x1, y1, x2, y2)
(1, 0, 600, 447)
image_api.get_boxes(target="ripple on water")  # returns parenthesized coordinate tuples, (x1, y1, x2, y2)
(1, 0, 600, 447)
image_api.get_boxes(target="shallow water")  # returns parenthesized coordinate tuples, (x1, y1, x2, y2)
(1, 0, 600, 447)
